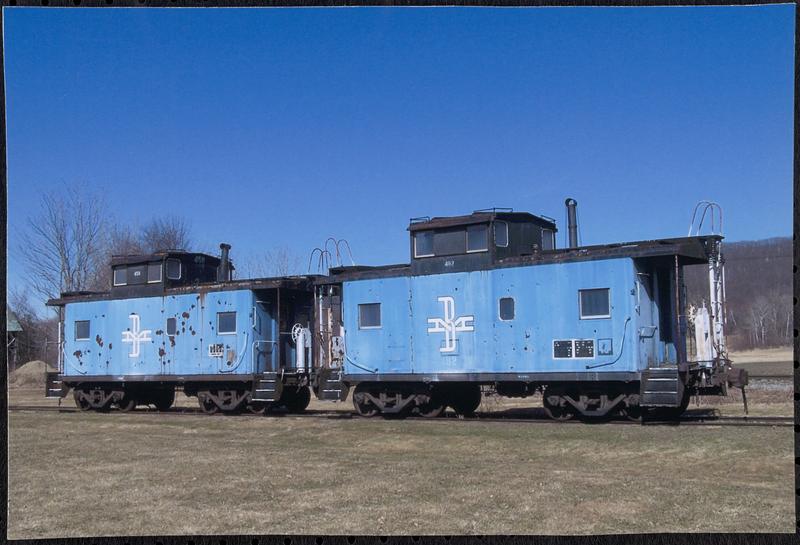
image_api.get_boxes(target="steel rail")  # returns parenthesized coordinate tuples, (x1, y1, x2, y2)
(8, 405, 793, 427)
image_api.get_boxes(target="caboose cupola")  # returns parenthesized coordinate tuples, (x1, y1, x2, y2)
(408, 209, 557, 275)
(110, 248, 232, 297)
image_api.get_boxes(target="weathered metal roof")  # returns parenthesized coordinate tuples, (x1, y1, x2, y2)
(46, 275, 322, 306)
(408, 211, 557, 232)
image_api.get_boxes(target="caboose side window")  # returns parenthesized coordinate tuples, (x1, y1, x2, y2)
(113, 267, 127, 286)
(579, 288, 611, 319)
(466, 225, 489, 253)
(75, 320, 90, 341)
(166, 317, 177, 336)
(499, 297, 515, 320)
(414, 231, 434, 258)
(494, 221, 509, 247)
(358, 303, 381, 329)
(217, 312, 237, 334)
(166, 258, 182, 280)
(147, 262, 162, 283)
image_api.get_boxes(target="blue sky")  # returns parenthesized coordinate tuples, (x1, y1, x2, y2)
(4, 6, 795, 306)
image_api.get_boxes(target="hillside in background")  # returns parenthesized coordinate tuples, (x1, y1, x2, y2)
(684, 236, 792, 351)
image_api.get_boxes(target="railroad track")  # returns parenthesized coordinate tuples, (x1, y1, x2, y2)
(8, 404, 793, 427)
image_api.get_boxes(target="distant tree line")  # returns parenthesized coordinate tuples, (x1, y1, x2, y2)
(683, 237, 792, 351)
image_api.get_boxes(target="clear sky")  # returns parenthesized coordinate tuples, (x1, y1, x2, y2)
(4, 6, 795, 305)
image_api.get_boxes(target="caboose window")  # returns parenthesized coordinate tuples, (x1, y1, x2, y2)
(542, 228, 555, 250)
(494, 221, 509, 247)
(579, 288, 611, 319)
(127, 264, 147, 285)
(217, 312, 237, 334)
(499, 297, 515, 320)
(434, 229, 466, 256)
(166, 258, 182, 280)
(166, 317, 177, 336)
(147, 262, 162, 283)
(414, 231, 434, 258)
(466, 225, 489, 253)
(75, 320, 90, 341)
(358, 303, 381, 329)
(113, 267, 127, 286)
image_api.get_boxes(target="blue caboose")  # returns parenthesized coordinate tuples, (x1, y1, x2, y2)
(314, 203, 746, 420)
(47, 245, 318, 413)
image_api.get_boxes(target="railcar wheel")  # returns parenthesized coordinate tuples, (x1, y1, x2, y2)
(542, 391, 575, 421)
(416, 390, 446, 418)
(352, 385, 378, 417)
(117, 395, 136, 412)
(73, 389, 92, 411)
(198, 392, 220, 414)
(153, 388, 175, 412)
(285, 386, 311, 414)
(246, 402, 268, 415)
(449, 384, 481, 417)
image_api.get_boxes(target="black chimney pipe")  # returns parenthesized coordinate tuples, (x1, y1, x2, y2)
(218, 243, 231, 282)
(565, 198, 578, 249)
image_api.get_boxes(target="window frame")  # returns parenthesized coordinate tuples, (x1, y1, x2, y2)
(74, 320, 90, 341)
(358, 303, 382, 330)
(166, 258, 182, 280)
(147, 262, 163, 283)
(217, 311, 237, 335)
(112, 267, 127, 287)
(579, 288, 612, 320)
(494, 221, 509, 248)
(166, 317, 177, 337)
(413, 231, 435, 258)
(466, 224, 489, 254)
(498, 296, 515, 321)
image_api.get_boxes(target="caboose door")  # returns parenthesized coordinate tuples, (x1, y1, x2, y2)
(635, 266, 659, 367)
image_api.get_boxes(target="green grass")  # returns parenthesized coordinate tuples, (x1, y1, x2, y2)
(8, 405, 794, 538)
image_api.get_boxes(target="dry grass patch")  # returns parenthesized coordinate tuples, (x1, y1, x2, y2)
(8, 406, 794, 538)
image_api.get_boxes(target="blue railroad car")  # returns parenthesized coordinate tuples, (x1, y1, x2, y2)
(313, 201, 746, 420)
(47, 245, 318, 413)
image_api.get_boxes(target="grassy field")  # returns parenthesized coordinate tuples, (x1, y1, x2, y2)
(8, 385, 795, 538)
(729, 347, 793, 376)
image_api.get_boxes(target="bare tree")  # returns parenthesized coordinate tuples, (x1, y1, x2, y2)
(17, 184, 107, 301)
(241, 246, 303, 279)
(141, 217, 191, 253)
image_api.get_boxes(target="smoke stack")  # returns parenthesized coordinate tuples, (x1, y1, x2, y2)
(565, 198, 578, 249)
(218, 243, 231, 281)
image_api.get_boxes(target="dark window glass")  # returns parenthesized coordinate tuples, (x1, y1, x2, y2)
(494, 221, 509, 247)
(541, 229, 555, 250)
(113, 267, 127, 286)
(166, 258, 182, 280)
(414, 231, 434, 258)
(75, 320, 90, 340)
(127, 264, 147, 285)
(217, 312, 237, 334)
(433, 229, 465, 256)
(148, 262, 162, 283)
(358, 303, 381, 329)
(166, 317, 177, 336)
(499, 297, 515, 320)
(580, 288, 611, 319)
(467, 225, 489, 253)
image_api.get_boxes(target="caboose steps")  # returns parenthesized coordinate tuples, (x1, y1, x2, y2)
(316, 369, 348, 401)
(641, 367, 684, 407)
(252, 373, 283, 403)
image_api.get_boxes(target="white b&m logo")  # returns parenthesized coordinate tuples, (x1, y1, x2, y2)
(427, 296, 474, 353)
(122, 314, 152, 358)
